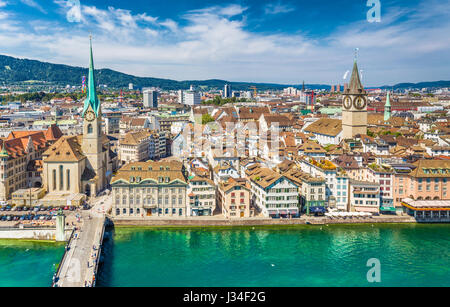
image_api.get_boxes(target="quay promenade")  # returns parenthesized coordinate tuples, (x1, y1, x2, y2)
(111, 214, 417, 227)
(53, 212, 106, 287)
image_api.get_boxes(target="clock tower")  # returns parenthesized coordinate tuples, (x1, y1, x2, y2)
(82, 38, 105, 188)
(342, 58, 368, 139)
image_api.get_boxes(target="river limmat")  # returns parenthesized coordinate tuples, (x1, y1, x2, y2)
(95, 224, 450, 287)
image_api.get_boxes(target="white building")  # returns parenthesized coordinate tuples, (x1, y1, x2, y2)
(143, 89, 158, 108)
(183, 90, 201, 106)
(187, 176, 216, 216)
(247, 167, 299, 218)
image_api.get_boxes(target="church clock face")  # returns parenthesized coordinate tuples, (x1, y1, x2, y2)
(354, 97, 366, 110)
(85, 110, 96, 122)
(343, 97, 352, 110)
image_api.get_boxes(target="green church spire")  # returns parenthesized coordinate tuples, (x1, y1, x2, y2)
(384, 91, 392, 121)
(0, 142, 8, 158)
(82, 37, 100, 117)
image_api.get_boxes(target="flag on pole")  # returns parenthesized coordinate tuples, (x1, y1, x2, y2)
(82, 76, 86, 93)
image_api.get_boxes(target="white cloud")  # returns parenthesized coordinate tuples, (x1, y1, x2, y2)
(264, 1, 295, 15)
(0, 1, 7, 8)
(1, 1, 450, 85)
(20, 0, 46, 14)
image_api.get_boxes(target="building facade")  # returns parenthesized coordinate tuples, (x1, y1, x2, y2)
(0, 125, 62, 200)
(218, 178, 251, 218)
(187, 176, 216, 216)
(111, 161, 188, 218)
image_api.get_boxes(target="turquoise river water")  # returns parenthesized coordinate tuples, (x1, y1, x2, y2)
(0, 224, 449, 287)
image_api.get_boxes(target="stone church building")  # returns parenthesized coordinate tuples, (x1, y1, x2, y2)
(42, 40, 115, 197)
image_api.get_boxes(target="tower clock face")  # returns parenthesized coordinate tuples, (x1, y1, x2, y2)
(343, 97, 352, 110)
(85, 110, 96, 122)
(354, 97, 367, 110)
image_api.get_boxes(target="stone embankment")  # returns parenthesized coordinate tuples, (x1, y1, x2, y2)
(111, 215, 417, 227)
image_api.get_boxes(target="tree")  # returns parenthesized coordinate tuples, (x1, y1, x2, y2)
(201, 114, 215, 125)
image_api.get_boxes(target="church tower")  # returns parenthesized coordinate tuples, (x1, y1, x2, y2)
(82, 38, 105, 189)
(342, 58, 368, 139)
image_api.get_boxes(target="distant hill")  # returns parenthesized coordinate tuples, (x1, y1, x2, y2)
(0, 54, 330, 91)
(380, 80, 450, 90)
(1, 55, 448, 91)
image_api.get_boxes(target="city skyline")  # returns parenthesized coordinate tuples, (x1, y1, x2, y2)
(0, 0, 449, 86)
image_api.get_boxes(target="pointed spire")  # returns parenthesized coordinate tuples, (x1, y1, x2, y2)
(384, 91, 392, 121)
(385, 91, 391, 107)
(0, 141, 8, 158)
(348, 59, 365, 94)
(82, 36, 100, 117)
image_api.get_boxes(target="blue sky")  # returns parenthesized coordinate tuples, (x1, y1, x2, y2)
(0, 0, 449, 86)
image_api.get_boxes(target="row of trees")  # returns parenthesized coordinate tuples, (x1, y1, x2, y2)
(203, 96, 250, 106)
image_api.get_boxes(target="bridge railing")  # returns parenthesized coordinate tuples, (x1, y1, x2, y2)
(52, 228, 75, 287)
(85, 217, 106, 287)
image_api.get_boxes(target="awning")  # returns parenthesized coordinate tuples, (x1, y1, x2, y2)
(280, 210, 287, 215)
(289, 209, 298, 214)
(310, 206, 326, 213)
(380, 206, 396, 212)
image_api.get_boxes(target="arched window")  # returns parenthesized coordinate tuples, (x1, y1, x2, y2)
(87, 124, 93, 134)
(122, 195, 127, 205)
(59, 165, 64, 190)
(136, 195, 140, 205)
(66, 169, 70, 190)
(52, 169, 56, 190)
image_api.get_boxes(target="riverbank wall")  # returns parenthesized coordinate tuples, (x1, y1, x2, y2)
(0, 227, 72, 241)
(111, 215, 418, 227)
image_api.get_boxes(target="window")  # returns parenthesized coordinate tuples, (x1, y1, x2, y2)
(59, 165, 64, 190)
(52, 169, 56, 190)
(88, 124, 93, 134)
(66, 169, 70, 190)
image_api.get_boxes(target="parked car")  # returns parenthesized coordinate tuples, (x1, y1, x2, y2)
(63, 206, 69, 211)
